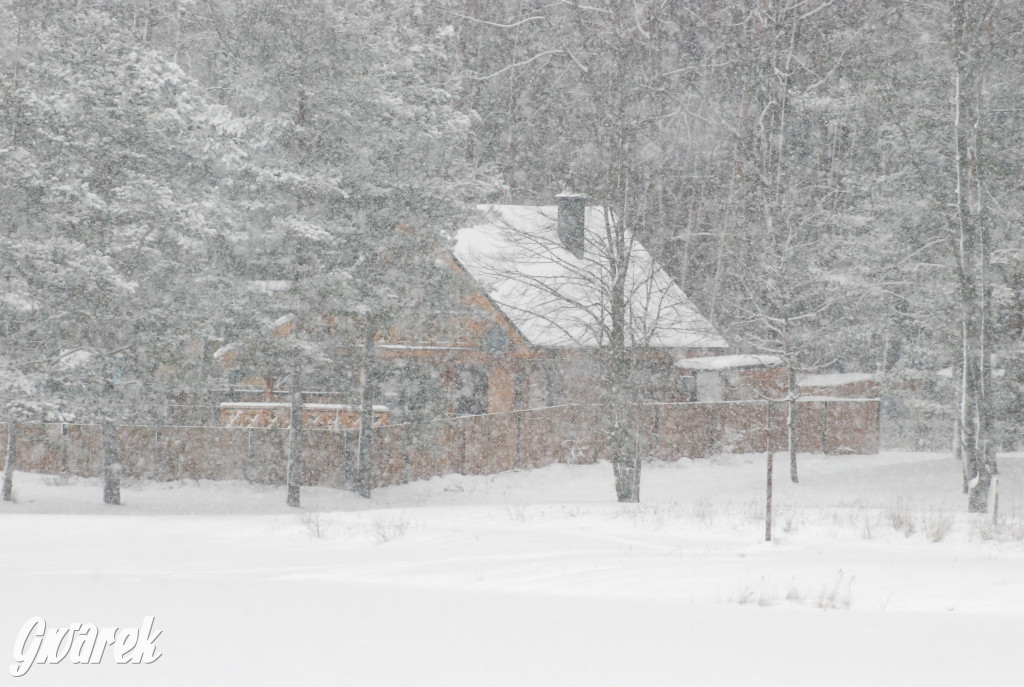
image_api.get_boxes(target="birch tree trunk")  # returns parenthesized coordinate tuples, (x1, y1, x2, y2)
(607, 207, 640, 503)
(610, 377, 640, 503)
(787, 364, 798, 484)
(952, 0, 995, 513)
(356, 320, 376, 499)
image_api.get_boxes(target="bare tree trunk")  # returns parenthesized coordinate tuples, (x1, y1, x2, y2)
(954, 416, 968, 494)
(952, 0, 994, 513)
(2, 421, 15, 502)
(785, 327, 798, 483)
(765, 452, 774, 542)
(605, 201, 640, 503)
(787, 393, 797, 484)
(102, 420, 120, 505)
(610, 389, 639, 503)
(356, 320, 376, 499)
(286, 366, 302, 508)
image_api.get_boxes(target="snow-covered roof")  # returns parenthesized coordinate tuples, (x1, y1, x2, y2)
(676, 354, 785, 371)
(935, 366, 1005, 379)
(212, 342, 239, 360)
(271, 313, 295, 329)
(452, 204, 726, 349)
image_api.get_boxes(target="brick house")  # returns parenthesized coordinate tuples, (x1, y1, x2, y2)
(217, 194, 803, 425)
(374, 194, 730, 418)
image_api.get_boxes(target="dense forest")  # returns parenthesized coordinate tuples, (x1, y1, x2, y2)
(2, 2, 1022, 507)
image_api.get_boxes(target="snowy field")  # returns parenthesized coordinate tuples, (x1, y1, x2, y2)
(3, 451, 1024, 686)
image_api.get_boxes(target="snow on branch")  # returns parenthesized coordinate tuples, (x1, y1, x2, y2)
(466, 51, 567, 81)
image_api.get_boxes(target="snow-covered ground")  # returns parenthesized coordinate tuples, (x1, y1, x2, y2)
(3, 451, 1024, 686)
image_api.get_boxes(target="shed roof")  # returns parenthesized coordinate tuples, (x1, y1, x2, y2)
(676, 354, 785, 371)
(799, 372, 879, 387)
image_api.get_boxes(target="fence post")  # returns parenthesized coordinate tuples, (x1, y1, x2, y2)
(876, 399, 882, 455)
(459, 421, 467, 475)
(344, 430, 355, 488)
(514, 411, 522, 469)
(567, 405, 577, 464)
(247, 428, 255, 482)
(101, 420, 120, 505)
(765, 452, 774, 542)
(651, 404, 660, 462)
(60, 423, 69, 477)
(707, 403, 716, 456)
(2, 421, 15, 502)
(822, 401, 829, 455)
(764, 401, 771, 454)
(154, 424, 163, 481)
(993, 476, 1000, 526)
(404, 437, 412, 485)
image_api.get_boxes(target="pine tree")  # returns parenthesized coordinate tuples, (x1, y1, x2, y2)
(0, 0, 244, 503)
(202, 0, 492, 502)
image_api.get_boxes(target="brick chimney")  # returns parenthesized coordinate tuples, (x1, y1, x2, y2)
(555, 191, 587, 259)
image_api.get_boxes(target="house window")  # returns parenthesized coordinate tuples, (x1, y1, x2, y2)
(455, 366, 489, 415)
(695, 371, 723, 402)
(527, 364, 564, 407)
(678, 375, 697, 402)
(545, 366, 565, 406)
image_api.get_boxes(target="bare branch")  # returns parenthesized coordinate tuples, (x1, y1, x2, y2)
(466, 50, 565, 81)
(442, 12, 546, 30)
